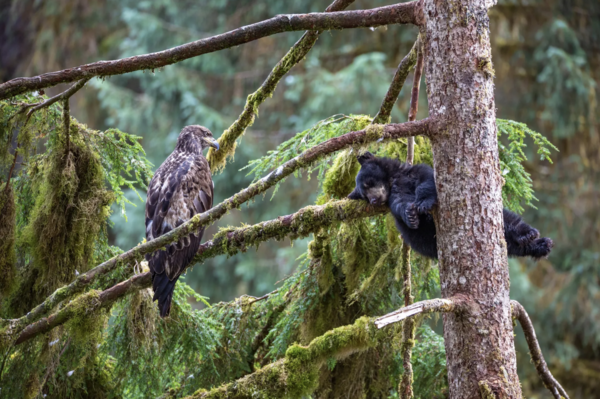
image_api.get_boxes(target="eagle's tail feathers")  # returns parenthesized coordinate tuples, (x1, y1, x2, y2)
(152, 272, 178, 318)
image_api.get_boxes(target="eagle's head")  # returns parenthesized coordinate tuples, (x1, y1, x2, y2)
(176, 125, 220, 153)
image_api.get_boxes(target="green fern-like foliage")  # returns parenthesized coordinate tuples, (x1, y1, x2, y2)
(497, 118, 558, 213)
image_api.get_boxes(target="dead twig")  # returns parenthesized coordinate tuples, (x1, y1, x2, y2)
(511, 300, 570, 399)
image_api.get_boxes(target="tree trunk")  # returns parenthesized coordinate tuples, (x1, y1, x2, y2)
(423, 0, 522, 398)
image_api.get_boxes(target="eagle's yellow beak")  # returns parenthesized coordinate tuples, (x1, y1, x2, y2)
(205, 137, 220, 151)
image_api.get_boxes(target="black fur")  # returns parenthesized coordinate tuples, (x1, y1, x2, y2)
(348, 152, 553, 260)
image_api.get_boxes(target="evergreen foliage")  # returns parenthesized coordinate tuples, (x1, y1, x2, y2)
(0, 0, 598, 397)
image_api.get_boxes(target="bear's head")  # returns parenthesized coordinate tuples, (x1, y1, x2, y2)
(347, 152, 389, 206)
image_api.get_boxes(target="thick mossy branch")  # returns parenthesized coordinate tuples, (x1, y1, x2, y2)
(208, 0, 356, 172)
(187, 317, 379, 399)
(372, 36, 420, 125)
(511, 301, 569, 399)
(2, 117, 436, 336)
(194, 199, 387, 263)
(0, 2, 422, 100)
(11, 272, 150, 346)
(9, 199, 387, 346)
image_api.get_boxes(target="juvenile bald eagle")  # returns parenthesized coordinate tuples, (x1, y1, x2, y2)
(145, 125, 219, 317)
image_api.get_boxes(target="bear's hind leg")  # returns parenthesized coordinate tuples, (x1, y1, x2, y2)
(414, 180, 437, 214)
(390, 199, 420, 229)
(522, 237, 554, 259)
(503, 209, 552, 259)
(503, 209, 540, 246)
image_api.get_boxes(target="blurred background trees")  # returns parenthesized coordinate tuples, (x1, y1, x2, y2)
(0, 0, 598, 397)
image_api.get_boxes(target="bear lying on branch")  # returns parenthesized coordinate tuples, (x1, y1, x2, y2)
(348, 152, 553, 260)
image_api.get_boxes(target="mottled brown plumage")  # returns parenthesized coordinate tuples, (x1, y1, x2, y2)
(145, 125, 219, 317)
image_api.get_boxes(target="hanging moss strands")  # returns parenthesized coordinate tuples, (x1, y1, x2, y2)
(0, 184, 17, 297)
(11, 122, 113, 314)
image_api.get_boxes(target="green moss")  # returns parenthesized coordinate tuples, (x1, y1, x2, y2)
(11, 128, 113, 314)
(478, 380, 497, 399)
(381, 135, 433, 167)
(319, 150, 360, 202)
(189, 318, 379, 399)
(365, 123, 385, 142)
(0, 185, 17, 297)
(287, 317, 378, 397)
(124, 289, 159, 348)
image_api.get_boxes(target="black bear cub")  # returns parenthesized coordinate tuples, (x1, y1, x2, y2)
(348, 152, 553, 260)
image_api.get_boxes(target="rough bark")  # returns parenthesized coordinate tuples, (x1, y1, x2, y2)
(423, 0, 521, 397)
(0, 2, 421, 100)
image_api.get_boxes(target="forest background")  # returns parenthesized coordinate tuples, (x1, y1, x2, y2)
(0, 0, 598, 397)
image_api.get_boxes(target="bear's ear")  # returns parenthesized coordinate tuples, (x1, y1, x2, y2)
(357, 151, 375, 165)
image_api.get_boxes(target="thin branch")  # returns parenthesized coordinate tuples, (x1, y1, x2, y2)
(208, 0, 356, 171)
(1, 117, 437, 338)
(372, 36, 420, 125)
(14, 273, 151, 345)
(399, 243, 415, 399)
(248, 301, 287, 372)
(405, 33, 424, 165)
(38, 337, 71, 396)
(0, 2, 422, 100)
(13, 199, 388, 345)
(374, 297, 463, 329)
(22, 78, 90, 118)
(511, 300, 570, 399)
(398, 34, 424, 399)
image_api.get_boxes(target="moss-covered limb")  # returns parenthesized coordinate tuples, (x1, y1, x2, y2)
(398, 34, 424, 399)
(0, 185, 17, 296)
(194, 199, 387, 263)
(398, 243, 415, 399)
(511, 301, 569, 399)
(10, 199, 385, 346)
(7, 118, 434, 330)
(208, 0, 356, 172)
(372, 36, 420, 125)
(13, 272, 150, 346)
(0, 2, 422, 100)
(187, 317, 380, 399)
(374, 296, 466, 329)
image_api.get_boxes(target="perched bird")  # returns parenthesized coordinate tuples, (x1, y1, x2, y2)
(145, 125, 219, 317)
